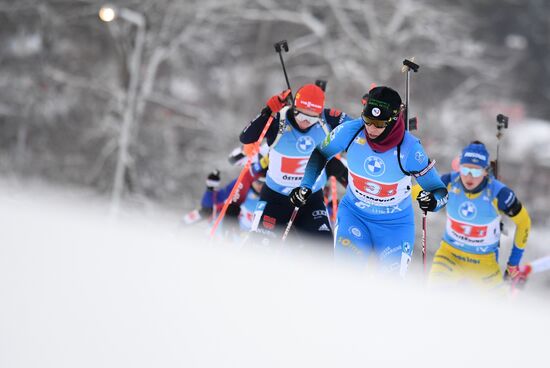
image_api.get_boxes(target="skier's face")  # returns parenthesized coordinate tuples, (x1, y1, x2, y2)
(294, 107, 320, 129)
(459, 164, 487, 190)
(364, 122, 385, 139)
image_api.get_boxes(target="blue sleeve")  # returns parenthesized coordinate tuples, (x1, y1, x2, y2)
(508, 247, 524, 266)
(321, 118, 364, 156)
(441, 173, 451, 187)
(323, 108, 355, 130)
(301, 119, 363, 189)
(200, 179, 236, 208)
(405, 141, 448, 211)
(404, 141, 444, 191)
(493, 181, 529, 266)
(495, 185, 518, 213)
(339, 112, 355, 124)
(239, 108, 279, 146)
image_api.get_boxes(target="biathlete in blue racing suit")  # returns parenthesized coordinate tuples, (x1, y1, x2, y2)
(290, 86, 448, 275)
(240, 84, 351, 247)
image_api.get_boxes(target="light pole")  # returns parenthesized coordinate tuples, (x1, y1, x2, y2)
(99, 5, 146, 218)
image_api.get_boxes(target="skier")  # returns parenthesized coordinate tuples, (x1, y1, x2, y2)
(183, 144, 268, 234)
(239, 83, 350, 246)
(200, 168, 266, 234)
(425, 141, 531, 289)
(289, 86, 448, 275)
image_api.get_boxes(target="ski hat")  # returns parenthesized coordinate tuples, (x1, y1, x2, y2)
(294, 84, 325, 115)
(362, 86, 402, 121)
(460, 142, 489, 168)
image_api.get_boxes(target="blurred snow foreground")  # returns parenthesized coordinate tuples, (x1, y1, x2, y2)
(1, 187, 549, 368)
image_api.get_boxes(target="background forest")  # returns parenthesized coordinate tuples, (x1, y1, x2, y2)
(1, 0, 549, 230)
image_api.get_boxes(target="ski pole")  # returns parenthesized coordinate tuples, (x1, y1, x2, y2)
(329, 152, 343, 224)
(421, 210, 427, 273)
(282, 206, 299, 241)
(274, 39, 300, 242)
(212, 190, 217, 220)
(330, 176, 338, 224)
(491, 114, 509, 243)
(209, 116, 275, 237)
(401, 58, 419, 131)
(402, 58, 428, 274)
(211, 41, 292, 237)
(509, 256, 550, 296)
(274, 40, 293, 100)
(493, 113, 509, 179)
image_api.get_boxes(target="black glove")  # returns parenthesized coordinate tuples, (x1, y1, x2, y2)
(224, 202, 241, 232)
(416, 190, 437, 212)
(225, 202, 241, 218)
(289, 186, 312, 208)
(206, 169, 221, 191)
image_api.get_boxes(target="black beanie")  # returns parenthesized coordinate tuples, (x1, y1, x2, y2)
(362, 86, 402, 121)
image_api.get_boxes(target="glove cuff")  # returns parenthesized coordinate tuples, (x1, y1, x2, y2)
(206, 179, 220, 189)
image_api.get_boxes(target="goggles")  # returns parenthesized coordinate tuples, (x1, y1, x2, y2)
(361, 114, 391, 129)
(459, 166, 484, 178)
(294, 109, 320, 125)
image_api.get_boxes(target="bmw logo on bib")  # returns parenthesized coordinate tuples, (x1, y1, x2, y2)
(296, 136, 315, 154)
(459, 201, 477, 220)
(364, 156, 385, 177)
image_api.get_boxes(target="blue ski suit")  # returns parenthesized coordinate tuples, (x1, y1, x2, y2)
(240, 106, 351, 245)
(300, 118, 447, 274)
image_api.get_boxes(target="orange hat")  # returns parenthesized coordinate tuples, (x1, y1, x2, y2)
(294, 84, 325, 114)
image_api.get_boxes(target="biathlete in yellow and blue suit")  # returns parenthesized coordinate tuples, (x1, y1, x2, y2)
(425, 141, 531, 288)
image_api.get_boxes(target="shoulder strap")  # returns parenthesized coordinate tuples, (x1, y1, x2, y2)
(396, 141, 409, 176)
(270, 107, 289, 150)
(396, 136, 436, 177)
(318, 115, 331, 136)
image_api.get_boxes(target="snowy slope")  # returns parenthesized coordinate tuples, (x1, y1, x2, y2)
(1, 187, 549, 368)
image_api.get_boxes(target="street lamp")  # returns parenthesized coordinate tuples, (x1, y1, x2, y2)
(98, 6, 116, 22)
(99, 5, 146, 218)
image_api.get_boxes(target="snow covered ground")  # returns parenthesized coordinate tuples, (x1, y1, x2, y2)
(1, 185, 549, 368)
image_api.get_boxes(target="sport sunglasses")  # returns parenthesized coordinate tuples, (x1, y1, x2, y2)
(361, 114, 391, 129)
(294, 109, 320, 125)
(459, 166, 484, 178)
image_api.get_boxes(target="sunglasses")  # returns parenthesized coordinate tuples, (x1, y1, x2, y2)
(459, 166, 485, 178)
(361, 114, 390, 129)
(294, 109, 320, 125)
